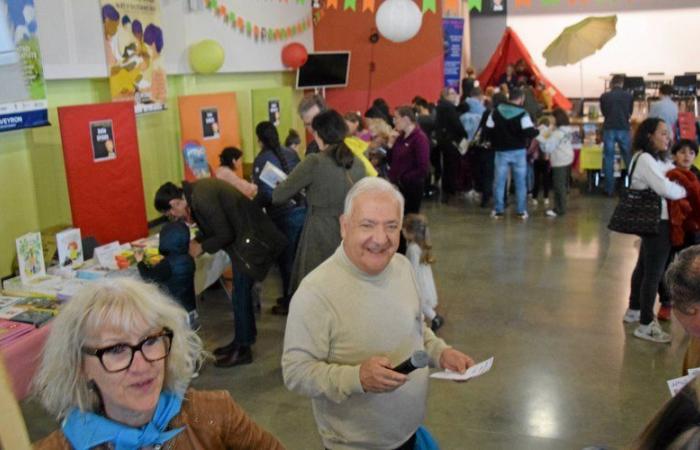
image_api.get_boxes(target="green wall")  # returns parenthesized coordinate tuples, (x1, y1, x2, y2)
(0, 71, 304, 277)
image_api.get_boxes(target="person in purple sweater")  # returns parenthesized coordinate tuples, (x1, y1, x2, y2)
(388, 106, 431, 214)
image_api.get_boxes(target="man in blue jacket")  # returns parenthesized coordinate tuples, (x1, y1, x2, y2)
(485, 88, 539, 219)
(600, 75, 634, 196)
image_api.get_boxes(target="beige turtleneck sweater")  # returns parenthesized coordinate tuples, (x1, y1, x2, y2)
(282, 245, 450, 450)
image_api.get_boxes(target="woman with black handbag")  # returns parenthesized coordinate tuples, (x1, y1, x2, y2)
(623, 118, 686, 343)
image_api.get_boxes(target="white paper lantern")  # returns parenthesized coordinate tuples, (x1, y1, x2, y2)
(375, 0, 423, 43)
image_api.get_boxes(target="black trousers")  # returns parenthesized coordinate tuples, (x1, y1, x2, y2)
(401, 181, 424, 215)
(430, 144, 442, 184)
(629, 221, 672, 325)
(477, 148, 495, 206)
(532, 159, 551, 199)
(439, 143, 461, 199)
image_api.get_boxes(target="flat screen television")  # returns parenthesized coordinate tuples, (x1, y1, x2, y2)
(296, 52, 350, 90)
(673, 75, 698, 96)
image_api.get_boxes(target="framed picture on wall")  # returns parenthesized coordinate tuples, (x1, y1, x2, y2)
(471, 0, 506, 15)
(201, 108, 220, 140)
(268, 100, 281, 127)
(90, 120, 116, 162)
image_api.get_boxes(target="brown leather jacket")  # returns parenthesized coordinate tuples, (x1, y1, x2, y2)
(34, 389, 285, 450)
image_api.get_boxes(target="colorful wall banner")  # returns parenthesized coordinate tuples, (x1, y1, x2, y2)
(323, 0, 438, 14)
(177, 92, 243, 175)
(444, 0, 461, 14)
(58, 101, 148, 244)
(205, 1, 313, 42)
(100, 1, 167, 114)
(0, 0, 49, 133)
(442, 18, 463, 90)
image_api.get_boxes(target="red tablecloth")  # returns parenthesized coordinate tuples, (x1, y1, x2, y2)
(0, 325, 51, 401)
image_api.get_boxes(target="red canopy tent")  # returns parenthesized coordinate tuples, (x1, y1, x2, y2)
(477, 27, 573, 111)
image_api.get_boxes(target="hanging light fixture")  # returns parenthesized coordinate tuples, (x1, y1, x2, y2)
(375, 0, 423, 43)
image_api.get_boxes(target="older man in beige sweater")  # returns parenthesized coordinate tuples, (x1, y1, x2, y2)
(282, 177, 474, 450)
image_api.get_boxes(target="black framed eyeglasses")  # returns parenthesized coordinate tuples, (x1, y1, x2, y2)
(82, 328, 173, 373)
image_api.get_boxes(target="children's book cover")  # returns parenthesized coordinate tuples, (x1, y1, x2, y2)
(56, 228, 84, 268)
(16, 232, 46, 284)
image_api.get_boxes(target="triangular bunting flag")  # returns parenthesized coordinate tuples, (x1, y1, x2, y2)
(465, 0, 481, 12)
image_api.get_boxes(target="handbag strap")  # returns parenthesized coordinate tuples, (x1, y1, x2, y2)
(627, 152, 644, 180)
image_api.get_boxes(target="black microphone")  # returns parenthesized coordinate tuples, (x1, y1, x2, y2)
(392, 350, 430, 374)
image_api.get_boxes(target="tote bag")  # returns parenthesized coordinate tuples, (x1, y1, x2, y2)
(607, 153, 661, 236)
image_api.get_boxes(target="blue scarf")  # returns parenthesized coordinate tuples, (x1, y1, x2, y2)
(62, 391, 185, 450)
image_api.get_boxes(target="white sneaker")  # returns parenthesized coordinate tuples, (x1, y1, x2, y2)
(517, 212, 529, 220)
(544, 198, 550, 206)
(545, 209, 558, 218)
(633, 321, 671, 343)
(531, 198, 539, 206)
(623, 308, 640, 323)
(490, 210, 504, 219)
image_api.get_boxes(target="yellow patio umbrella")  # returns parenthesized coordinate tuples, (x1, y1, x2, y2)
(543, 15, 617, 67)
(542, 15, 617, 104)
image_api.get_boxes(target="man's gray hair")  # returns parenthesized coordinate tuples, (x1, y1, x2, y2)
(343, 177, 404, 217)
(666, 245, 700, 314)
(298, 94, 327, 117)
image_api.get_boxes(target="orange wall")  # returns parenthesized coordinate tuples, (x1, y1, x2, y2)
(313, 5, 444, 113)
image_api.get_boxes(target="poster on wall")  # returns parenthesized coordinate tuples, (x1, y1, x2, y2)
(442, 18, 463, 90)
(268, 100, 281, 127)
(251, 88, 294, 157)
(200, 108, 220, 140)
(178, 93, 242, 181)
(0, 0, 49, 133)
(58, 101, 148, 244)
(99, 0, 166, 114)
(90, 120, 117, 161)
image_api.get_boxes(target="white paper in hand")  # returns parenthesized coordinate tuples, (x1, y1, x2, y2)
(667, 367, 700, 396)
(430, 356, 494, 381)
(668, 374, 696, 396)
(259, 161, 288, 189)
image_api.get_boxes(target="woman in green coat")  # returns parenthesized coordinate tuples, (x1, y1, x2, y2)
(273, 110, 367, 293)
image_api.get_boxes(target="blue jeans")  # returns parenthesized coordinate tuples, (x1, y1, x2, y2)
(494, 149, 527, 214)
(231, 262, 256, 346)
(603, 129, 632, 195)
(272, 207, 306, 302)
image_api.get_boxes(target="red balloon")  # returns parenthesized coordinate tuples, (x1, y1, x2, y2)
(281, 42, 308, 69)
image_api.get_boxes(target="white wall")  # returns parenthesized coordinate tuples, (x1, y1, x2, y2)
(507, 8, 700, 98)
(35, 0, 314, 79)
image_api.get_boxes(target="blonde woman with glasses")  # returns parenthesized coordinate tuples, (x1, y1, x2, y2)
(33, 278, 284, 449)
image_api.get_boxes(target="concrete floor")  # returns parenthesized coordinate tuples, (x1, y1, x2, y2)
(21, 192, 689, 449)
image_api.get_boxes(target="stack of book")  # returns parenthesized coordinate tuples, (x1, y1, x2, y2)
(0, 296, 60, 328)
